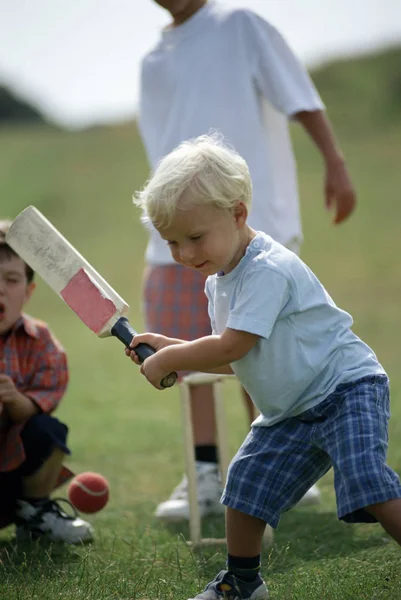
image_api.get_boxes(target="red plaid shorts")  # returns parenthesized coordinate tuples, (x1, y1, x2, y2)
(143, 264, 212, 341)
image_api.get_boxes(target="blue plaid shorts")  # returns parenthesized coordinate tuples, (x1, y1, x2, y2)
(221, 375, 401, 528)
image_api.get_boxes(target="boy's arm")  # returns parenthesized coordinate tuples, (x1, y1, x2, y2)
(5, 328, 69, 423)
(158, 329, 258, 371)
(295, 110, 356, 224)
(0, 375, 40, 422)
(131, 329, 258, 389)
(25, 346, 68, 415)
(200, 365, 234, 375)
(128, 333, 234, 376)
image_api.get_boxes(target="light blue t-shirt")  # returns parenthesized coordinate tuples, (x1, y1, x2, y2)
(205, 232, 385, 427)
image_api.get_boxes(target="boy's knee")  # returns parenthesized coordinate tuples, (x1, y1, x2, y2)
(21, 414, 69, 450)
(23, 413, 64, 435)
(18, 414, 70, 477)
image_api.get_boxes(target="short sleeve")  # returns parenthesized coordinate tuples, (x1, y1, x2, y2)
(204, 278, 218, 335)
(240, 11, 324, 116)
(227, 267, 290, 340)
(25, 330, 69, 413)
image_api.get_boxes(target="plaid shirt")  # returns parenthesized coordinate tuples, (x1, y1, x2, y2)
(0, 314, 69, 472)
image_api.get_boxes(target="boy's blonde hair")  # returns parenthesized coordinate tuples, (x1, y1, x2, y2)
(134, 133, 252, 229)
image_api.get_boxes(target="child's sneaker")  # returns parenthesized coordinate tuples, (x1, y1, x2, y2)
(188, 570, 269, 599)
(15, 498, 94, 544)
(155, 462, 224, 522)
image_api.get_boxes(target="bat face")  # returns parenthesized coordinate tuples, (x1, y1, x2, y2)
(60, 268, 122, 335)
(6, 206, 129, 337)
(6, 206, 178, 388)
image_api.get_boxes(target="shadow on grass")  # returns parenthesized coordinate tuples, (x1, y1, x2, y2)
(157, 507, 391, 578)
(269, 508, 389, 574)
(159, 514, 226, 548)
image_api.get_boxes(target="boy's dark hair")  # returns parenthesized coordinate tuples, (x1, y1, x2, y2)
(0, 219, 35, 283)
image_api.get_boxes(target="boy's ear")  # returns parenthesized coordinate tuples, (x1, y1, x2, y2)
(233, 201, 248, 227)
(24, 281, 36, 305)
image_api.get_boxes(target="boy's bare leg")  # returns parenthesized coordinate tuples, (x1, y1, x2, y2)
(226, 506, 266, 556)
(21, 447, 65, 498)
(366, 499, 401, 545)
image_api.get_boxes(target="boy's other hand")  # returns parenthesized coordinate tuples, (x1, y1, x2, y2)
(125, 332, 174, 365)
(0, 375, 20, 404)
(139, 353, 171, 390)
(325, 159, 356, 224)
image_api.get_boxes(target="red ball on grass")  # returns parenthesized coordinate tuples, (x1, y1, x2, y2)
(68, 472, 109, 514)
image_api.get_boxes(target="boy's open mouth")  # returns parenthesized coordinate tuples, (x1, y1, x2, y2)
(0, 303, 5, 320)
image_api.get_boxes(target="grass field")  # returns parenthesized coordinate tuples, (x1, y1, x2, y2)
(1, 49, 401, 599)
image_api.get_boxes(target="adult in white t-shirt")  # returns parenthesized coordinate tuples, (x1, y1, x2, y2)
(137, 0, 356, 522)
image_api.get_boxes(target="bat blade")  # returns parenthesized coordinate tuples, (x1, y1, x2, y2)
(6, 206, 178, 388)
(6, 206, 128, 337)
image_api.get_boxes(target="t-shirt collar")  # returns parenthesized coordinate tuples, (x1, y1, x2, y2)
(162, 1, 213, 43)
(216, 232, 268, 283)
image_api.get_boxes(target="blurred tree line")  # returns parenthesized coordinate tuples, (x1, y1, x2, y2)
(313, 46, 401, 134)
(0, 46, 399, 129)
(0, 85, 45, 123)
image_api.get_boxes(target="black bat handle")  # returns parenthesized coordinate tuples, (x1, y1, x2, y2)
(111, 317, 178, 389)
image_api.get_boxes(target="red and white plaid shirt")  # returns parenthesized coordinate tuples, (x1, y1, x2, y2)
(0, 314, 69, 472)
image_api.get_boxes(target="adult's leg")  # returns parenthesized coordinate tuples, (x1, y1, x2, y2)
(190, 384, 216, 445)
(144, 264, 225, 520)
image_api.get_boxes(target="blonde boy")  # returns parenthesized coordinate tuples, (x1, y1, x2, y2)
(140, 0, 356, 521)
(128, 136, 401, 600)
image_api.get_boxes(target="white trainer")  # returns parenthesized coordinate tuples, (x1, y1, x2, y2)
(15, 498, 94, 544)
(296, 484, 321, 507)
(155, 462, 224, 522)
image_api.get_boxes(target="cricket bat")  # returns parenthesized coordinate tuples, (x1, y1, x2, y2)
(6, 206, 177, 389)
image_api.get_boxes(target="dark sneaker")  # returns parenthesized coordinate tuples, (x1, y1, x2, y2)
(15, 498, 94, 544)
(188, 570, 269, 599)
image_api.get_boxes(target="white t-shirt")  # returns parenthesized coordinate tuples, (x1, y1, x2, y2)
(205, 232, 385, 427)
(138, 1, 324, 265)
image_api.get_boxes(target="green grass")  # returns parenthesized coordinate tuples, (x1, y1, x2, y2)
(1, 49, 401, 599)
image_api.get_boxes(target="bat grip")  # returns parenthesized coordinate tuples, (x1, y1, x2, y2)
(111, 317, 178, 389)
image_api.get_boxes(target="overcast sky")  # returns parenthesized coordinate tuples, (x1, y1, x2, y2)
(1, 0, 401, 128)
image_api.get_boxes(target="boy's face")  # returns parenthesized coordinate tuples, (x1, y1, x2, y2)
(158, 200, 248, 276)
(0, 255, 35, 335)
